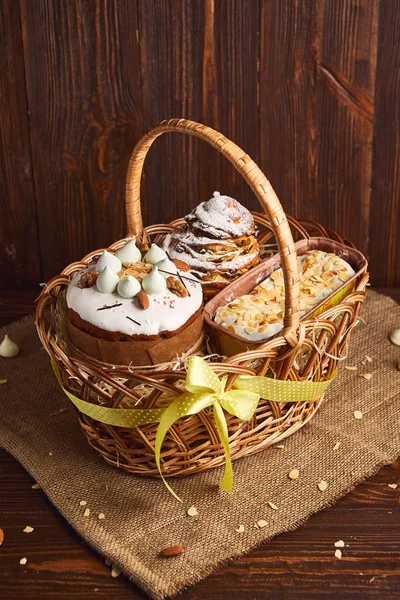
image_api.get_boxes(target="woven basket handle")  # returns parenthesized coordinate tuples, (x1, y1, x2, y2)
(125, 118, 300, 332)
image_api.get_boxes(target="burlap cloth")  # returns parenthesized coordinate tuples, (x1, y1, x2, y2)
(0, 290, 399, 599)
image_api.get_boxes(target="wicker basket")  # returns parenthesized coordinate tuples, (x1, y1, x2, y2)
(36, 118, 368, 479)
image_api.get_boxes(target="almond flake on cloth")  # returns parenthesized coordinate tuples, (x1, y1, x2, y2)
(79, 500, 87, 506)
(333, 442, 341, 451)
(235, 525, 245, 533)
(187, 506, 198, 517)
(360, 373, 372, 380)
(345, 365, 357, 371)
(365, 355, 372, 363)
(98, 513, 105, 520)
(83, 508, 90, 517)
(288, 469, 299, 480)
(274, 444, 284, 449)
(267, 501, 278, 510)
(31, 483, 41, 489)
(318, 480, 328, 492)
(257, 520, 268, 528)
(354, 410, 363, 420)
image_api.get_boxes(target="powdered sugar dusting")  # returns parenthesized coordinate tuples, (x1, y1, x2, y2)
(185, 192, 255, 239)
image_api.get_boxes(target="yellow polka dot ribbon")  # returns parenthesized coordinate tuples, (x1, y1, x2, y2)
(51, 357, 335, 501)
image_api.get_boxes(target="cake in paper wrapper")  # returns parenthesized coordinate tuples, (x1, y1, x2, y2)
(214, 250, 355, 341)
(65, 240, 203, 365)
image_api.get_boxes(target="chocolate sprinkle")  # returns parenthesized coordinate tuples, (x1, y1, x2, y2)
(126, 316, 141, 326)
(97, 303, 123, 311)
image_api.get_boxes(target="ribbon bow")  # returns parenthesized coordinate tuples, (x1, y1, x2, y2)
(155, 356, 260, 500)
(52, 357, 334, 501)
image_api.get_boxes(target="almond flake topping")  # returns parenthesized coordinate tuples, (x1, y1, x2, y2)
(23, 526, 34, 533)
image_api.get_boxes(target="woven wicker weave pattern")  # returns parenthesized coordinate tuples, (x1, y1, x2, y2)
(36, 120, 368, 479)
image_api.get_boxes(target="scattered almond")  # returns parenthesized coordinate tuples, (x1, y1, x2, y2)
(333, 442, 341, 451)
(318, 480, 328, 492)
(31, 483, 41, 490)
(288, 469, 299, 480)
(354, 410, 363, 419)
(0, 528, 4, 546)
(389, 328, 400, 346)
(79, 500, 87, 506)
(267, 501, 278, 510)
(334, 549, 342, 559)
(235, 525, 245, 533)
(98, 513, 105, 520)
(137, 290, 150, 310)
(187, 506, 198, 517)
(365, 355, 372, 363)
(345, 365, 357, 371)
(334, 540, 345, 548)
(388, 484, 398, 490)
(20, 557, 27, 565)
(111, 565, 121, 578)
(159, 545, 185, 557)
(171, 258, 191, 272)
(360, 373, 372, 380)
(257, 519, 268, 528)
(167, 276, 188, 298)
(48, 451, 53, 456)
(23, 526, 34, 533)
(274, 444, 285, 449)
(83, 508, 90, 517)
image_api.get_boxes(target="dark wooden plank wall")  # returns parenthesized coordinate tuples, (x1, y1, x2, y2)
(1, 0, 399, 290)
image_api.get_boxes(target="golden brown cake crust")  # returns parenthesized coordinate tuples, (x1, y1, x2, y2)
(67, 306, 203, 342)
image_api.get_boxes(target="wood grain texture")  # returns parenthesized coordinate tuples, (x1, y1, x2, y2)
(315, 0, 378, 255)
(198, 0, 260, 212)
(137, 0, 204, 225)
(369, 1, 400, 287)
(0, 0, 399, 288)
(19, 0, 143, 281)
(259, 0, 318, 222)
(0, 0, 41, 289)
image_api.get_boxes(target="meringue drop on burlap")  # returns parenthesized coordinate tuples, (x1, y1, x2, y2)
(117, 276, 141, 299)
(96, 250, 122, 273)
(115, 239, 141, 265)
(96, 266, 120, 294)
(0, 334, 19, 358)
(156, 257, 178, 279)
(145, 244, 167, 265)
(142, 265, 167, 295)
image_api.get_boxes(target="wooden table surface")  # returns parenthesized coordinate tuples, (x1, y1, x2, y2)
(1, 289, 400, 600)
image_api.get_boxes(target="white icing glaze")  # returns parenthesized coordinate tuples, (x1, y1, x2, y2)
(96, 250, 122, 273)
(66, 268, 203, 337)
(142, 265, 167, 294)
(145, 243, 167, 265)
(117, 276, 141, 298)
(156, 257, 178, 279)
(96, 266, 120, 293)
(115, 239, 141, 265)
(0, 334, 19, 358)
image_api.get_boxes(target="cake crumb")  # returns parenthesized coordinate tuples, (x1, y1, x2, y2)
(334, 549, 342, 559)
